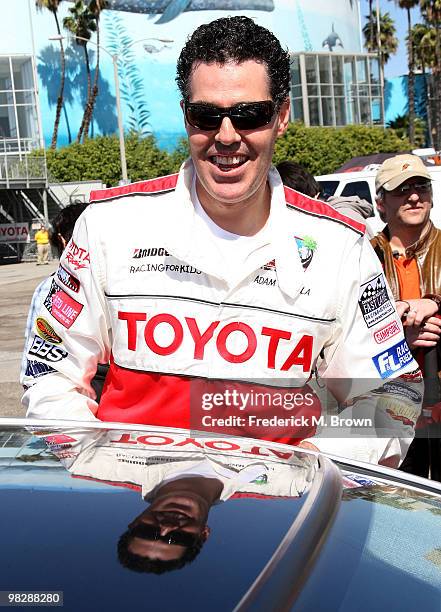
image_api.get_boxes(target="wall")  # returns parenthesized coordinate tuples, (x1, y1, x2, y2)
(4, 0, 362, 150)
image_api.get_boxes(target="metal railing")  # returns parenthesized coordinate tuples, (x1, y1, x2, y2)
(0, 137, 39, 155)
(0, 151, 47, 188)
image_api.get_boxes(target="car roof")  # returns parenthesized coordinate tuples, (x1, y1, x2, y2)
(1, 420, 440, 611)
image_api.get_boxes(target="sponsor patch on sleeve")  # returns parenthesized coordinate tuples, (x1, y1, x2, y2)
(372, 339, 413, 379)
(65, 239, 90, 270)
(377, 397, 420, 427)
(372, 379, 422, 404)
(36, 317, 62, 344)
(25, 359, 56, 378)
(359, 273, 395, 328)
(373, 320, 401, 343)
(44, 280, 83, 328)
(56, 265, 80, 293)
(29, 335, 68, 362)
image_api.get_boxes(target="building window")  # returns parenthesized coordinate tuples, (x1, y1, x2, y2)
(0, 55, 40, 155)
(290, 52, 382, 128)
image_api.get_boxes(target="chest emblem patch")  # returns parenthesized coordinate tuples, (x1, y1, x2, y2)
(295, 236, 317, 270)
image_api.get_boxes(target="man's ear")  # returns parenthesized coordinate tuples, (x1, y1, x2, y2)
(276, 98, 290, 137)
(376, 193, 385, 215)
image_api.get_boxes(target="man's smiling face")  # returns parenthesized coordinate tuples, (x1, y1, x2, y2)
(184, 60, 290, 213)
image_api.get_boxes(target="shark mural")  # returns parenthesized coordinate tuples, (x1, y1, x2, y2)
(68, 0, 274, 23)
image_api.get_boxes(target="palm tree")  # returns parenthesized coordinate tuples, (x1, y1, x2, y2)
(363, 10, 399, 64)
(82, 0, 108, 140)
(368, 0, 375, 52)
(391, 0, 420, 144)
(410, 22, 436, 145)
(35, 0, 65, 149)
(363, 10, 398, 125)
(420, 0, 441, 149)
(63, 0, 96, 142)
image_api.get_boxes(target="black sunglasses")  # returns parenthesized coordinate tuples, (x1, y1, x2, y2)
(390, 180, 432, 196)
(130, 523, 198, 547)
(184, 100, 276, 131)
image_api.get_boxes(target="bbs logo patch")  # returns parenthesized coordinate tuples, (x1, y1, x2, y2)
(29, 335, 68, 362)
(359, 274, 394, 328)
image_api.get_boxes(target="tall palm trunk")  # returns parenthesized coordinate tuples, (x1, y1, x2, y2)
(82, 19, 100, 140)
(435, 23, 441, 150)
(406, 8, 415, 145)
(77, 45, 91, 143)
(369, 0, 374, 49)
(51, 12, 65, 149)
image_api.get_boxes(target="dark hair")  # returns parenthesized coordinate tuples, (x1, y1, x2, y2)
(50, 201, 88, 256)
(176, 16, 290, 108)
(117, 529, 204, 575)
(276, 161, 321, 198)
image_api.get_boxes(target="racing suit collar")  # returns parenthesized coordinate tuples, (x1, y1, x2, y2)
(162, 159, 305, 297)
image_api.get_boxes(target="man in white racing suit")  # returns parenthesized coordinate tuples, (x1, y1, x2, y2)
(22, 16, 421, 466)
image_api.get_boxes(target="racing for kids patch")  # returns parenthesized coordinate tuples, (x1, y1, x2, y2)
(372, 339, 413, 379)
(359, 273, 394, 328)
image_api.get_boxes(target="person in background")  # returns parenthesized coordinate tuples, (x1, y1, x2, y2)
(371, 153, 441, 480)
(21, 203, 88, 386)
(276, 160, 374, 237)
(34, 223, 50, 265)
(276, 160, 322, 198)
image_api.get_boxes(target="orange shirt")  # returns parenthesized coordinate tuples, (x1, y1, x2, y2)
(393, 255, 421, 300)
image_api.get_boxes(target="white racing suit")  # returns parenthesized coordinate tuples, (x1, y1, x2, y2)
(41, 427, 317, 501)
(22, 160, 422, 465)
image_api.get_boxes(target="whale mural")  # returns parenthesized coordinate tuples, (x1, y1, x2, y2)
(68, 0, 274, 23)
(322, 23, 344, 52)
(1, 0, 363, 150)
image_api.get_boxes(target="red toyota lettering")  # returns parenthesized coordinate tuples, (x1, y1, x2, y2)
(262, 326, 292, 369)
(185, 317, 220, 359)
(216, 322, 257, 363)
(118, 312, 146, 351)
(144, 314, 184, 356)
(281, 335, 313, 372)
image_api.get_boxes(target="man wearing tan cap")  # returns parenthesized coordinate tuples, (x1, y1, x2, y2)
(371, 153, 441, 479)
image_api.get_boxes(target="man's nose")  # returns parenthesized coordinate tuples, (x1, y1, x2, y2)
(215, 116, 241, 145)
(159, 524, 178, 536)
(408, 191, 420, 203)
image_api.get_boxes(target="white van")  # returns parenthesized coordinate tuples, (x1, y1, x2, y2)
(316, 164, 441, 235)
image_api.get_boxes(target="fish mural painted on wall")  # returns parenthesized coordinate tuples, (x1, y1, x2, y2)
(72, 0, 274, 23)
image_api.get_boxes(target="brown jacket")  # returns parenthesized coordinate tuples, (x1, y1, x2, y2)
(370, 222, 441, 301)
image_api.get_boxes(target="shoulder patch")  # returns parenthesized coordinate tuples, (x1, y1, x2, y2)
(284, 186, 366, 236)
(90, 173, 179, 202)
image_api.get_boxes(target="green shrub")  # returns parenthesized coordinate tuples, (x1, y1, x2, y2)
(37, 123, 410, 187)
(41, 132, 184, 186)
(273, 122, 411, 176)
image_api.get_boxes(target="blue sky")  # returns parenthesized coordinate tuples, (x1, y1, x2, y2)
(360, 0, 422, 78)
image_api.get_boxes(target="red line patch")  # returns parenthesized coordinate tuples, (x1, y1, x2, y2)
(44, 280, 83, 328)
